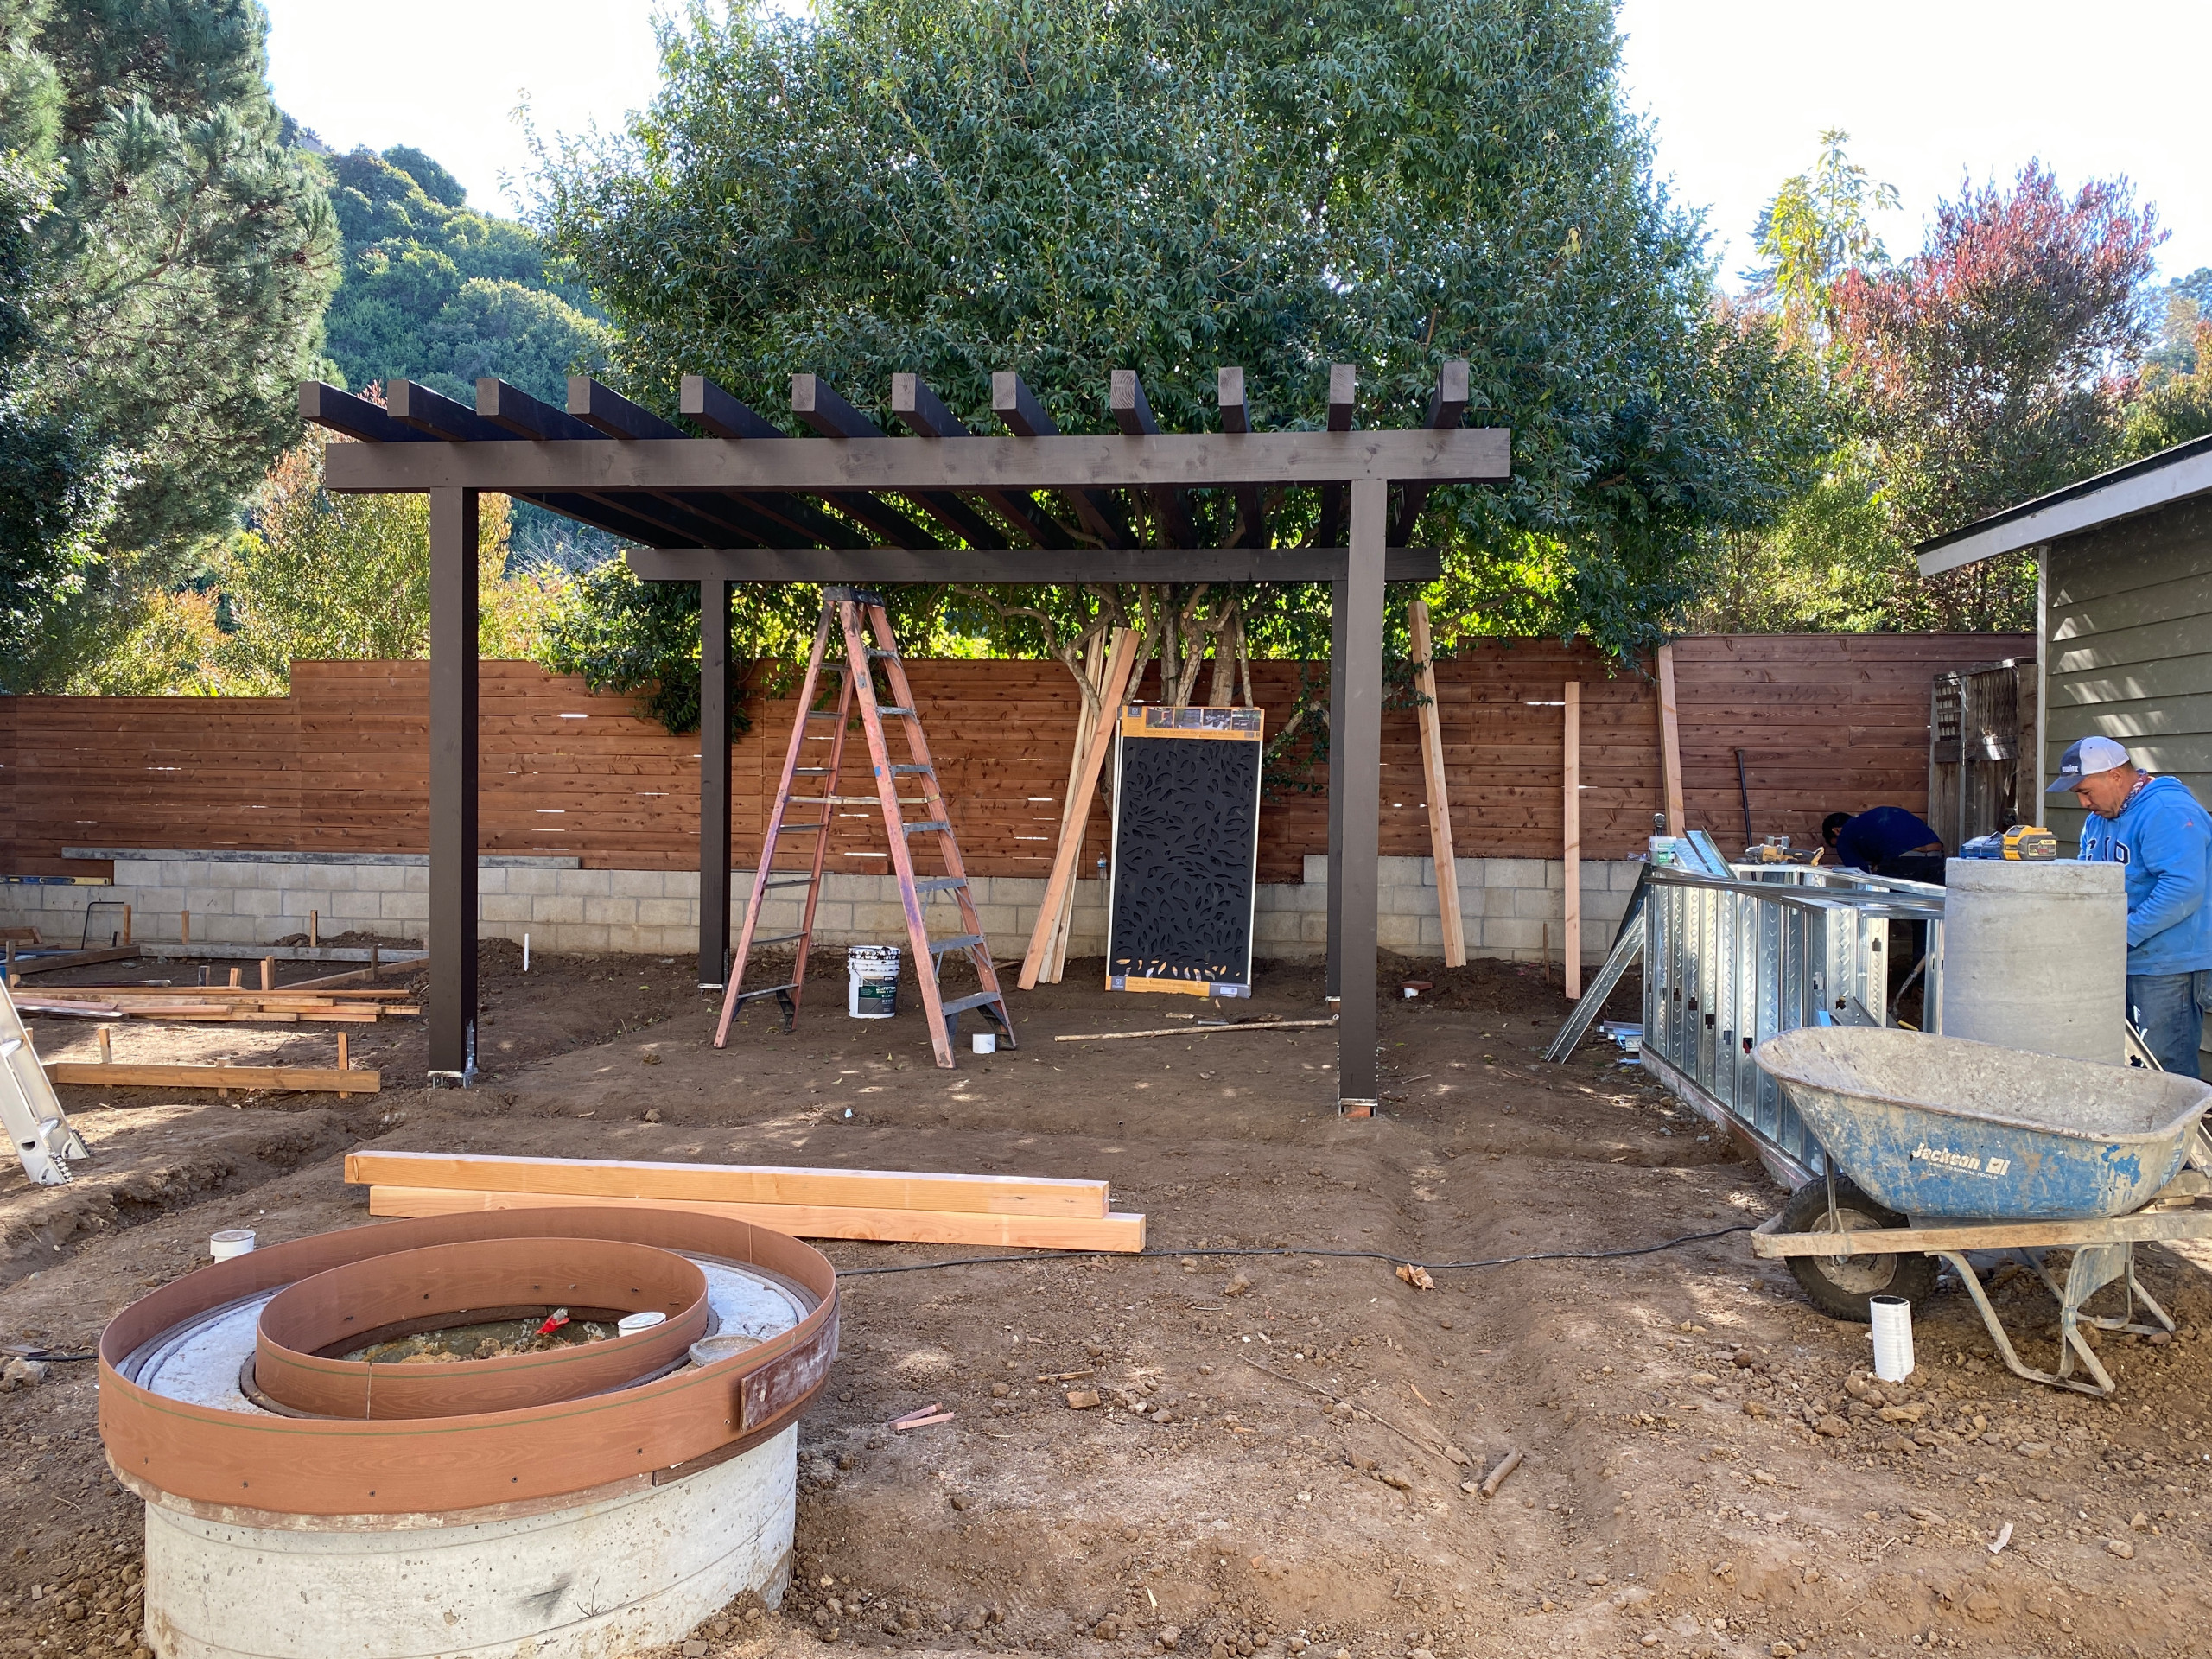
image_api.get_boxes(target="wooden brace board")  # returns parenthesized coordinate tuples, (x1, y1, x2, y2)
(367, 1186, 1147, 1252)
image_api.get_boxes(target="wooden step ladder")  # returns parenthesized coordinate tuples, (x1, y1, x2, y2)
(712, 588, 1016, 1067)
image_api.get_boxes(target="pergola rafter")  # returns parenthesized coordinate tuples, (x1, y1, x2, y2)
(302, 360, 1510, 1110)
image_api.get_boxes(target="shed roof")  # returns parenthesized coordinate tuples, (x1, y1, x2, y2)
(1916, 431, 2212, 577)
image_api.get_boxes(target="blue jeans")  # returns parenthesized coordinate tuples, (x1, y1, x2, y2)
(2127, 971, 2212, 1079)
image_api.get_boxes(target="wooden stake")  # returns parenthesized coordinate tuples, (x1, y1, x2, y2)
(1408, 601, 1465, 968)
(121, 905, 131, 946)
(97, 1026, 112, 1064)
(1656, 643, 1685, 837)
(1020, 628, 1141, 988)
(308, 910, 319, 948)
(1042, 629, 1110, 984)
(260, 957, 275, 992)
(181, 909, 190, 945)
(227, 968, 241, 988)
(337, 1032, 349, 1071)
(1564, 680, 1581, 1001)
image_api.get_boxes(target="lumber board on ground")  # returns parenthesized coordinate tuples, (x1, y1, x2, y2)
(1656, 644, 1684, 837)
(1408, 601, 1465, 968)
(45, 1061, 378, 1095)
(7, 946, 141, 978)
(345, 1149, 1112, 1219)
(367, 1185, 1146, 1251)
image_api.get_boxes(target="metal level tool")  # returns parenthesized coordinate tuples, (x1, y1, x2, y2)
(0, 979, 90, 1185)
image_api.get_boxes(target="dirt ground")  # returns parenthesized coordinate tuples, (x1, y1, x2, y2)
(2, 941, 2210, 1659)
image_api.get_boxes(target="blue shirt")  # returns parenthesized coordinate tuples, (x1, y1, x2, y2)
(2076, 773, 2212, 976)
(1833, 806, 1943, 872)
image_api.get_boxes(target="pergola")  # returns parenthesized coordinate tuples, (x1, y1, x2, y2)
(305, 363, 1510, 1108)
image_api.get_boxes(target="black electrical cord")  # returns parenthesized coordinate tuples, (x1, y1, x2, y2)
(830, 1223, 1756, 1277)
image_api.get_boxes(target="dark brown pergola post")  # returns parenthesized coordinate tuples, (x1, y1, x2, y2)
(1334, 478, 1389, 1108)
(428, 487, 480, 1083)
(1325, 577, 1346, 1003)
(698, 577, 734, 989)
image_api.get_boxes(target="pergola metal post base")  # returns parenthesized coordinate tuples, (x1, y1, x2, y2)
(428, 487, 480, 1086)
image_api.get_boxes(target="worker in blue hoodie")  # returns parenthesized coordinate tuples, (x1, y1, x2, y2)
(2052, 734, 2212, 1076)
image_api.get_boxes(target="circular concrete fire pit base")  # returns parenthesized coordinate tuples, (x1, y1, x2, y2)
(142, 1423, 795, 1659)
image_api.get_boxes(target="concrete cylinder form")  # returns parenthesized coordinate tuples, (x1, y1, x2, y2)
(1941, 859, 2126, 1064)
(143, 1427, 794, 1659)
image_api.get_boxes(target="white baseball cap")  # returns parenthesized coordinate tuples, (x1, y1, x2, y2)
(2047, 734, 2133, 791)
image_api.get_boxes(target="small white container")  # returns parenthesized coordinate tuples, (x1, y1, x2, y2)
(617, 1311, 667, 1337)
(1870, 1294, 1916, 1382)
(971, 1032, 997, 1055)
(210, 1229, 256, 1262)
(846, 946, 900, 1018)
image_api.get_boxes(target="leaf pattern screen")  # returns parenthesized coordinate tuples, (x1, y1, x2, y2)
(1108, 734, 1262, 991)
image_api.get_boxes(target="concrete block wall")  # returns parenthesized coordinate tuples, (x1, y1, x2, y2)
(3, 849, 1641, 967)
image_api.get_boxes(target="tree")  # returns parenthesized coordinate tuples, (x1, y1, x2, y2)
(79, 428, 555, 695)
(321, 143, 614, 566)
(0, 0, 340, 690)
(1742, 130, 1901, 352)
(534, 0, 1824, 683)
(1831, 162, 2161, 627)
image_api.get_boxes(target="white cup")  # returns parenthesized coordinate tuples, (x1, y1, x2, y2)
(972, 1032, 997, 1055)
(210, 1229, 256, 1262)
(1870, 1294, 1916, 1382)
(617, 1311, 667, 1337)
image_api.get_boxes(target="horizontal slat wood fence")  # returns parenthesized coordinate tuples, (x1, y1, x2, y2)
(0, 635, 2031, 882)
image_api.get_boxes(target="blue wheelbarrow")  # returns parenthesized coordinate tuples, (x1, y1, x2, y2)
(1747, 1027, 2212, 1396)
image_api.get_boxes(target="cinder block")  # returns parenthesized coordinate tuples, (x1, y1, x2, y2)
(1302, 854, 1330, 886)
(232, 887, 283, 918)
(558, 924, 613, 953)
(636, 899, 692, 928)
(504, 867, 562, 896)
(1512, 887, 1563, 919)
(1484, 858, 1545, 890)
(561, 869, 615, 899)
(474, 867, 507, 896)
(602, 925, 649, 953)
(805, 902, 856, 935)
(181, 888, 235, 917)
(608, 869, 666, 899)
(1378, 918, 1426, 952)
(380, 891, 430, 922)
(111, 861, 168, 887)
(1481, 917, 1543, 951)
(480, 894, 533, 924)
(1609, 861, 1646, 891)
(354, 864, 404, 893)
(582, 897, 639, 925)
(530, 894, 586, 925)
(1377, 855, 1428, 889)
(1299, 912, 1331, 943)
(313, 866, 359, 893)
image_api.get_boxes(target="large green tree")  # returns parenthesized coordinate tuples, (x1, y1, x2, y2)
(0, 0, 339, 690)
(536, 0, 1822, 677)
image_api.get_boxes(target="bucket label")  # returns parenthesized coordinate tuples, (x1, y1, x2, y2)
(1909, 1141, 2011, 1179)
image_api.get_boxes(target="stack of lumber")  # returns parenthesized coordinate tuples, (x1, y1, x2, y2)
(10, 986, 416, 1024)
(349, 1151, 1146, 1252)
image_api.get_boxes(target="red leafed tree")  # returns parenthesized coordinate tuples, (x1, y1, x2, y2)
(1832, 162, 2161, 627)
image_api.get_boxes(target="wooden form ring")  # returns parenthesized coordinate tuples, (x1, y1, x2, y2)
(252, 1237, 711, 1420)
(99, 1208, 838, 1518)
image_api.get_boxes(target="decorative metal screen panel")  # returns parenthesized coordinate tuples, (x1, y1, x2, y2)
(1106, 706, 1265, 997)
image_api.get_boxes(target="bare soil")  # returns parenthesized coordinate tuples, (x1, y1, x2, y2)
(1, 944, 2209, 1659)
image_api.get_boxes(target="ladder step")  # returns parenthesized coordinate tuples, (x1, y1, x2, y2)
(760, 875, 817, 890)
(792, 767, 831, 775)
(747, 932, 805, 946)
(773, 822, 825, 832)
(866, 646, 899, 660)
(731, 982, 800, 1003)
(900, 820, 950, 835)
(804, 709, 842, 720)
(929, 934, 984, 955)
(892, 764, 933, 775)
(938, 990, 1006, 1018)
(876, 706, 915, 716)
(913, 878, 968, 893)
(789, 795, 902, 806)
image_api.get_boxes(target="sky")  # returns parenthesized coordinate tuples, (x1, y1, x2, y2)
(263, 0, 2212, 289)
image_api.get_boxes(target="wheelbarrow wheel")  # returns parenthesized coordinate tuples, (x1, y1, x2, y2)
(1778, 1177, 1938, 1322)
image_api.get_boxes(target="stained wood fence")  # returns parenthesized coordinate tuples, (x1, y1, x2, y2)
(0, 634, 2031, 881)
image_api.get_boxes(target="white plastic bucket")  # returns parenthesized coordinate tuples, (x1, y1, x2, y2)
(971, 1032, 997, 1055)
(847, 946, 900, 1018)
(1870, 1294, 1916, 1382)
(617, 1311, 668, 1337)
(210, 1229, 256, 1262)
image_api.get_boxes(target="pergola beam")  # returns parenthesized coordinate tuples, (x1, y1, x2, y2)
(320, 427, 1510, 493)
(892, 373, 1076, 550)
(568, 376, 683, 442)
(1109, 370, 1202, 548)
(1316, 364, 1357, 548)
(1393, 359, 1473, 543)
(626, 546, 1446, 583)
(1216, 367, 1266, 548)
(990, 372, 1128, 547)
(793, 373, 1005, 550)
